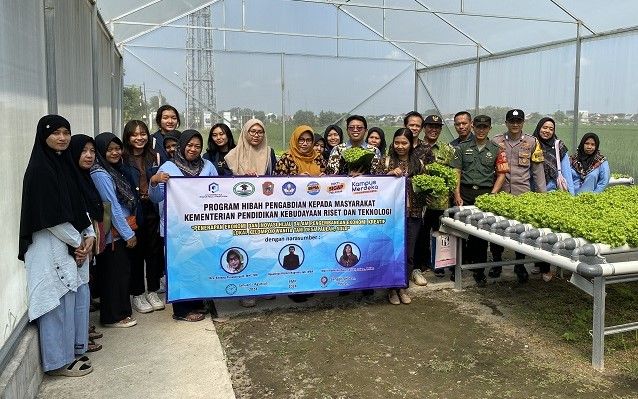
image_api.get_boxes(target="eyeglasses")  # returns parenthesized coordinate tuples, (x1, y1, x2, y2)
(248, 129, 265, 137)
(297, 138, 314, 144)
(185, 143, 202, 150)
(347, 126, 365, 132)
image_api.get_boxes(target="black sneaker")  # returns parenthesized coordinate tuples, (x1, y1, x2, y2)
(434, 269, 445, 277)
(361, 289, 375, 297)
(514, 265, 529, 283)
(488, 267, 502, 278)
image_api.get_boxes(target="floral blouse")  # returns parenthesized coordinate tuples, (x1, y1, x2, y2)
(372, 156, 426, 218)
(274, 152, 327, 176)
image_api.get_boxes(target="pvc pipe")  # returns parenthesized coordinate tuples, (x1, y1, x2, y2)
(519, 228, 553, 241)
(477, 215, 507, 229)
(537, 233, 572, 245)
(503, 223, 534, 236)
(574, 243, 638, 257)
(467, 212, 494, 225)
(453, 207, 480, 220)
(553, 237, 590, 253)
(443, 205, 477, 218)
(441, 216, 638, 278)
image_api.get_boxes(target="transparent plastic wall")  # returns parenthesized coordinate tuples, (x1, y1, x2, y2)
(578, 31, 638, 178)
(478, 44, 577, 140)
(418, 62, 476, 142)
(54, 0, 95, 134)
(98, 25, 114, 133)
(0, 0, 122, 353)
(0, 0, 47, 351)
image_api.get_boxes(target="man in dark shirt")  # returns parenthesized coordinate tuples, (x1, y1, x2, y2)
(282, 246, 301, 270)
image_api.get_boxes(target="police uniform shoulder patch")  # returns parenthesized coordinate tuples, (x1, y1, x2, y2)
(531, 141, 544, 162)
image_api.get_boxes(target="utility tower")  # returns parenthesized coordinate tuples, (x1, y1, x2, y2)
(186, 7, 216, 128)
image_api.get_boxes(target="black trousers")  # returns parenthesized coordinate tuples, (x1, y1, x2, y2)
(130, 199, 165, 295)
(460, 185, 491, 278)
(422, 209, 444, 269)
(97, 240, 133, 324)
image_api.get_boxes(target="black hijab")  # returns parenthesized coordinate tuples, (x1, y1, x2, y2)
(570, 132, 606, 180)
(70, 134, 103, 222)
(323, 125, 343, 159)
(18, 115, 91, 261)
(532, 117, 568, 181)
(172, 129, 205, 177)
(92, 132, 136, 211)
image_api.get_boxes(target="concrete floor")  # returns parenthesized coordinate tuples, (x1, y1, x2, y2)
(37, 297, 235, 399)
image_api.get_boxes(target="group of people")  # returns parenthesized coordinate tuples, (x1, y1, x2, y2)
(20, 104, 611, 377)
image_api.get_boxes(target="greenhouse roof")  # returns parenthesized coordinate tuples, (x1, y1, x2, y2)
(98, 0, 638, 67)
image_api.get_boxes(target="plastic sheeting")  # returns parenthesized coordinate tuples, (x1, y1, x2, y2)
(0, 0, 122, 352)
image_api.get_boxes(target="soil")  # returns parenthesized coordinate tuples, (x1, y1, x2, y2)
(216, 277, 638, 399)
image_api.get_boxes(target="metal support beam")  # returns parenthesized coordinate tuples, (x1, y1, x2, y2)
(572, 22, 582, 152)
(124, 42, 417, 63)
(106, 0, 162, 24)
(592, 276, 605, 370)
(412, 0, 492, 55)
(43, 0, 57, 114)
(118, 0, 223, 45)
(413, 60, 418, 111)
(474, 45, 480, 115)
(454, 235, 462, 290)
(291, 0, 575, 24)
(548, 0, 596, 35)
(115, 21, 474, 48)
(281, 53, 286, 147)
(91, 2, 100, 135)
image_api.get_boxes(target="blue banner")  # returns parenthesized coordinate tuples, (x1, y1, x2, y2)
(164, 176, 406, 301)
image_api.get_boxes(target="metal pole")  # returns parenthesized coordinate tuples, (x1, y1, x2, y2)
(43, 0, 58, 114)
(454, 235, 463, 290)
(382, 0, 386, 37)
(474, 44, 480, 116)
(111, 40, 117, 133)
(413, 60, 418, 111)
(572, 22, 582, 152)
(592, 276, 605, 370)
(91, 3, 100, 135)
(222, 0, 226, 50)
(336, 8, 339, 57)
(281, 53, 286, 149)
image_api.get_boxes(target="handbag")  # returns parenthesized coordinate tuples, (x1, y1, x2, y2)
(554, 140, 569, 191)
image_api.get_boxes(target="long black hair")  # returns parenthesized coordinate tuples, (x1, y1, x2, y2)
(388, 128, 422, 176)
(206, 123, 236, 156)
(366, 127, 387, 156)
(122, 119, 157, 166)
(154, 104, 180, 131)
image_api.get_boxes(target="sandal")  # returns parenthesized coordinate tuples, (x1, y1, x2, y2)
(172, 312, 205, 322)
(47, 359, 93, 377)
(76, 355, 91, 366)
(87, 339, 102, 352)
(89, 326, 103, 340)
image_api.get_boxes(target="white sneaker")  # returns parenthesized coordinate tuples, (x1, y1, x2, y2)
(146, 291, 165, 311)
(411, 270, 428, 286)
(388, 290, 401, 305)
(157, 276, 166, 294)
(132, 294, 154, 314)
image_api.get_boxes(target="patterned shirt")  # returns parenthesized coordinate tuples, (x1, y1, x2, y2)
(371, 156, 426, 217)
(274, 152, 327, 176)
(325, 141, 381, 175)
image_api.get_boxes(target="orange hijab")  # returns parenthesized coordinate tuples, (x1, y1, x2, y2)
(288, 125, 320, 176)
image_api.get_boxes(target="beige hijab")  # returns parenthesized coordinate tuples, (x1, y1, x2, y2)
(225, 119, 270, 175)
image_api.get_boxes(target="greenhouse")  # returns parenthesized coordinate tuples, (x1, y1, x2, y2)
(2, 1, 638, 397)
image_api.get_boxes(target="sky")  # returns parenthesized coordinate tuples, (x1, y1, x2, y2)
(100, 0, 638, 116)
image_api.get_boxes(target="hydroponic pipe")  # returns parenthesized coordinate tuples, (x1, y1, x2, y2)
(467, 212, 495, 225)
(552, 237, 590, 253)
(572, 243, 638, 257)
(537, 233, 572, 246)
(519, 228, 554, 241)
(443, 206, 477, 218)
(440, 217, 638, 278)
(477, 215, 507, 229)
